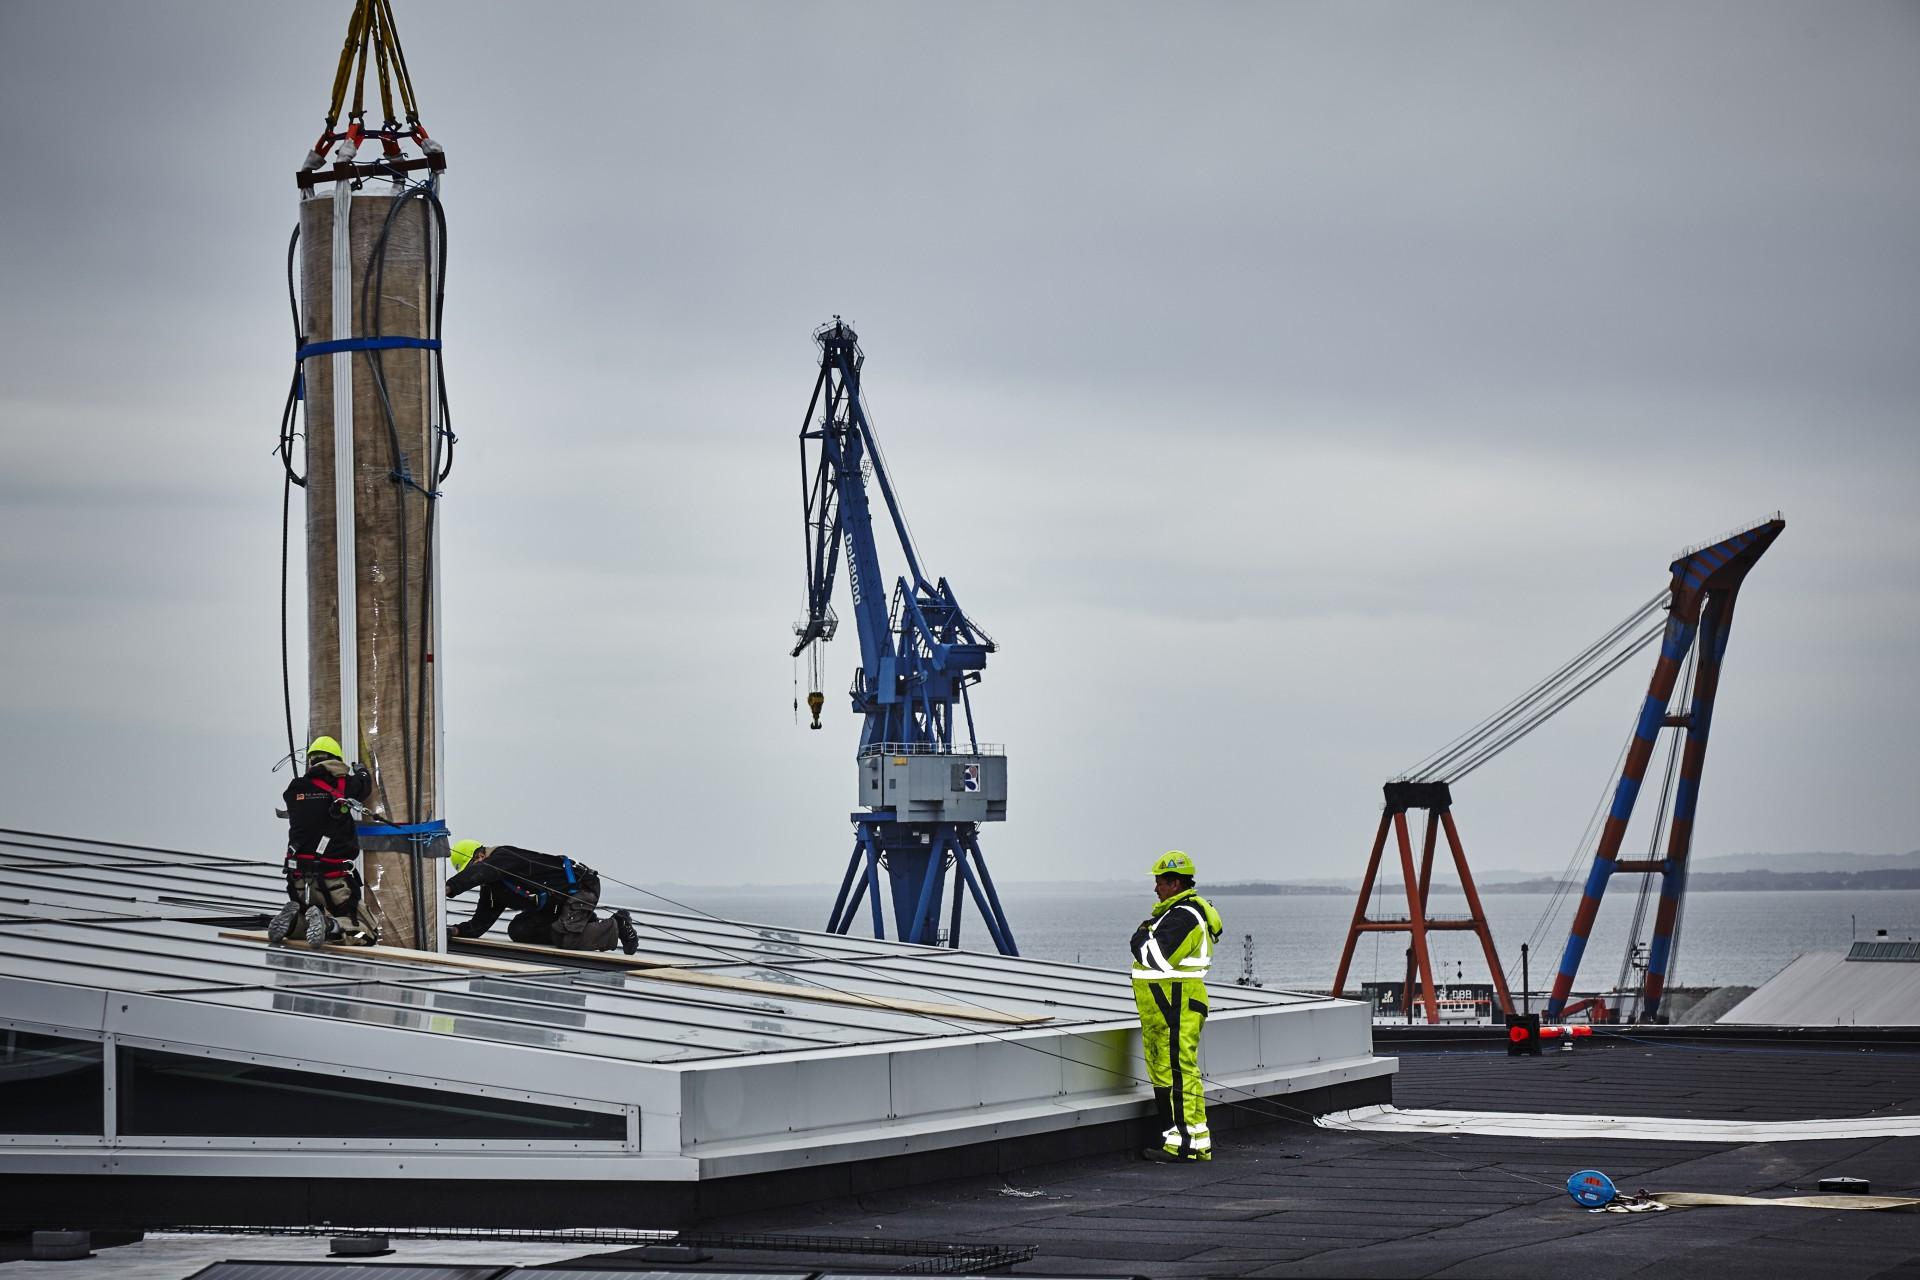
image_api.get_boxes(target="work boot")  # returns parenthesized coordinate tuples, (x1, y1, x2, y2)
(267, 901, 300, 946)
(1141, 1147, 1201, 1164)
(303, 905, 328, 948)
(614, 910, 639, 956)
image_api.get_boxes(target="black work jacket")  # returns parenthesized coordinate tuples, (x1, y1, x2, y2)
(283, 762, 372, 870)
(446, 846, 593, 938)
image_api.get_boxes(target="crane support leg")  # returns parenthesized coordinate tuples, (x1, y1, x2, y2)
(1547, 516, 1782, 1020)
(1395, 812, 1443, 1025)
(825, 841, 867, 936)
(826, 832, 888, 939)
(954, 828, 1018, 956)
(1398, 808, 1441, 1009)
(1330, 813, 1393, 998)
(1441, 809, 1514, 1017)
(901, 829, 951, 946)
(1642, 590, 1740, 1019)
(1546, 612, 1697, 1016)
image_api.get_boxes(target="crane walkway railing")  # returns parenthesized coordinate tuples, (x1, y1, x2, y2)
(859, 742, 1005, 758)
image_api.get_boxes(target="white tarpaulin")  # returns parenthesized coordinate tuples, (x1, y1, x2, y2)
(1318, 1104, 1920, 1143)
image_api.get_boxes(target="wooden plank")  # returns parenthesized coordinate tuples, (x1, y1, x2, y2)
(623, 966, 1051, 1026)
(447, 931, 1050, 1024)
(450, 935, 688, 969)
(219, 930, 563, 976)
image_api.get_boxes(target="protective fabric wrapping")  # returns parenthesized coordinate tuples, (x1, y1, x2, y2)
(300, 190, 443, 949)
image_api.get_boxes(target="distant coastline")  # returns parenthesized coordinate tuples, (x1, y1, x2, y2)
(1209, 868, 1920, 895)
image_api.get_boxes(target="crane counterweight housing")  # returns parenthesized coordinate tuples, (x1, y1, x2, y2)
(860, 748, 1008, 822)
(790, 319, 1019, 955)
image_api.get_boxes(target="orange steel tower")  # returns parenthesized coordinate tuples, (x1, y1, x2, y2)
(1332, 781, 1511, 1025)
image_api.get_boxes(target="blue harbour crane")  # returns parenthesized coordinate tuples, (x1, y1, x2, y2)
(789, 319, 1019, 954)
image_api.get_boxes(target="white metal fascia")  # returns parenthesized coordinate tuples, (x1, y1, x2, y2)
(0, 975, 108, 1033)
(106, 1031, 631, 1136)
(103, 988, 679, 1119)
(683, 1054, 1396, 1180)
(0, 1149, 702, 1181)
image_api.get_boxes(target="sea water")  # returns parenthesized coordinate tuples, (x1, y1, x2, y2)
(672, 883, 1920, 994)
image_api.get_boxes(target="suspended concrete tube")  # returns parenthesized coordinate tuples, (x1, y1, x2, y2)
(296, 157, 451, 952)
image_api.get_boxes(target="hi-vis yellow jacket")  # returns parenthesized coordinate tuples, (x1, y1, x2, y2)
(1129, 889, 1225, 983)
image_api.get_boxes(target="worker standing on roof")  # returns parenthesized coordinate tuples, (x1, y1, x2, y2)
(445, 841, 639, 955)
(1130, 851, 1224, 1162)
(271, 735, 382, 948)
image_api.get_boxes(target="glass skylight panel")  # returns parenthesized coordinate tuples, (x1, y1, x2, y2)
(0, 936, 290, 991)
(186, 981, 851, 1061)
(0, 1030, 103, 1134)
(117, 1047, 626, 1142)
(496, 972, 956, 1042)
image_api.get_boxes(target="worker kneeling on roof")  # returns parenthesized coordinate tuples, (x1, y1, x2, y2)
(445, 840, 639, 955)
(271, 735, 383, 948)
(1131, 850, 1224, 1163)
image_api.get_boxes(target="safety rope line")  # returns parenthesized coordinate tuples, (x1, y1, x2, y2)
(276, 226, 306, 777)
(445, 858, 1570, 1195)
(1506, 719, 1634, 997)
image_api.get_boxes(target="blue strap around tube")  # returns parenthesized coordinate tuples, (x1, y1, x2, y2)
(355, 818, 450, 855)
(298, 336, 442, 359)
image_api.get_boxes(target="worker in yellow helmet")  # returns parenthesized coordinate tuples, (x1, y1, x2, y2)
(444, 839, 638, 955)
(269, 735, 381, 948)
(1129, 850, 1224, 1162)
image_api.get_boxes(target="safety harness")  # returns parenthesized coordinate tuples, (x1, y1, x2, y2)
(285, 773, 357, 880)
(500, 856, 583, 910)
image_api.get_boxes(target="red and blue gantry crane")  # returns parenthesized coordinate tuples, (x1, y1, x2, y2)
(1547, 516, 1785, 1021)
(1335, 515, 1784, 1024)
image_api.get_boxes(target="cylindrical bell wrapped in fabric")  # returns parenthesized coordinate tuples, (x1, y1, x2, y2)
(299, 187, 446, 951)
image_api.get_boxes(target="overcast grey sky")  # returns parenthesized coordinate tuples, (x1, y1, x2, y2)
(2, 3, 1916, 899)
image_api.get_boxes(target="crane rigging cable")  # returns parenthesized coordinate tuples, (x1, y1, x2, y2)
(309, 0, 430, 170)
(1401, 589, 1669, 784)
(1440, 618, 1665, 783)
(1505, 719, 1635, 994)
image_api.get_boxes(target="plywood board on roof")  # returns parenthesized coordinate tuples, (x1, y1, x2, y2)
(629, 965, 1051, 1026)
(218, 930, 562, 975)
(450, 935, 688, 968)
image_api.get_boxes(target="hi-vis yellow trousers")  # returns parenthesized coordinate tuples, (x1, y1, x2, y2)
(1135, 977, 1211, 1159)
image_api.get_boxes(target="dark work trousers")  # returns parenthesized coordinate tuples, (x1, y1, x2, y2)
(505, 872, 620, 951)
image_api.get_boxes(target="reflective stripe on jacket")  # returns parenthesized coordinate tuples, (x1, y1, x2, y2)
(1129, 890, 1224, 982)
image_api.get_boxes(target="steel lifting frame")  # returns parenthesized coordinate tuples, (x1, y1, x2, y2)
(1333, 781, 1513, 1024)
(1547, 516, 1785, 1021)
